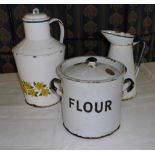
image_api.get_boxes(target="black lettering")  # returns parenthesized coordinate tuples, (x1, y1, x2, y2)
(69, 97, 75, 108)
(95, 102, 103, 113)
(105, 100, 112, 111)
(83, 102, 93, 113)
(77, 100, 82, 112)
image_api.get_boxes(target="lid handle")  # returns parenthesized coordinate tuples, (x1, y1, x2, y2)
(33, 8, 40, 14)
(86, 57, 97, 68)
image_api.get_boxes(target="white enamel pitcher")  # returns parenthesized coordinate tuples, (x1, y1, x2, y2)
(12, 8, 65, 107)
(101, 30, 146, 100)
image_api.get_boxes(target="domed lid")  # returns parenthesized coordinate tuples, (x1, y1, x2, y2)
(57, 56, 125, 83)
(23, 8, 50, 23)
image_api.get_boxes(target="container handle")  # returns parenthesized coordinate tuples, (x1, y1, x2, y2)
(133, 38, 146, 78)
(50, 78, 63, 97)
(49, 18, 64, 43)
(123, 78, 134, 96)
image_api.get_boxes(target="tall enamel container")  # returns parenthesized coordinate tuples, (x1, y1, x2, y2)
(12, 8, 65, 107)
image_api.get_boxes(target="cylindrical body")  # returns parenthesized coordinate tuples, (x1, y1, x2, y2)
(12, 9, 65, 107)
(61, 76, 123, 138)
(55, 56, 125, 138)
(109, 45, 136, 100)
(14, 50, 64, 107)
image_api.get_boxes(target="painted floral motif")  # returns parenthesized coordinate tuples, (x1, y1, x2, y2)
(22, 81, 50, 97)
(34, 82, 45, 90)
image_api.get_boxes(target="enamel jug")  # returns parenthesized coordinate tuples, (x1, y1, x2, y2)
(12, 8, 65, 107)
(101, 30, 146, 100)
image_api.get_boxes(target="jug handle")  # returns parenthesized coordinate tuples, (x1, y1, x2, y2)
(133, 39, 146, 78)
(50, 78, 63, 97)
(49, 18, 64, 43)
(123, 78, 134, 97)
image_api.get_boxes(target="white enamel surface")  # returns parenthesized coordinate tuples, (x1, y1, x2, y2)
(60, 76, 123, 138)
(12, 37, 65, 55)
(101, 30, 134, 45)
(23, 22, 51, 40)
(108, 45, 136, 100)
(14, 51, 64, 106)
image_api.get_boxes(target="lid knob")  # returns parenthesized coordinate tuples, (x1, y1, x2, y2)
(86, 57, 97, 68)
(33, 8, 40, 14)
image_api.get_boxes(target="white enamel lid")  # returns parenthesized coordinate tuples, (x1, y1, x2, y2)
(23, 8, 50, 22)
(57, 56, 125, 82)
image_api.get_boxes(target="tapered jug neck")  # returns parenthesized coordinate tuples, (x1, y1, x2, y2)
(23, 8, 51, 40)
(24, 22, 51, 40)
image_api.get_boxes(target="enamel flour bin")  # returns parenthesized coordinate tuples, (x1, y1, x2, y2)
(12, 8, 65, 107)
(51, 56, 133, 138)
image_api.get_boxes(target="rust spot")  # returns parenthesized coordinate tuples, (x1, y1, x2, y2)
(105, 68, 115, 76)
(73, 62, 84, 66)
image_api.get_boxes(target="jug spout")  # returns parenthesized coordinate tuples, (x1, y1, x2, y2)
(101, 30, 134, 46)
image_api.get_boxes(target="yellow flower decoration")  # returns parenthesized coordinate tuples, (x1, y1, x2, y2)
(22, 81, 50, 97)
(23, 86, 27, 93)
(40, 88, 49, 96)
(23, 82, 31, 92)
(28, 89, 37, 97)
(35, 82, 45, 90)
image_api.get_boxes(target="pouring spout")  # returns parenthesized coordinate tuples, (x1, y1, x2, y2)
(101, 30, 134, 46)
